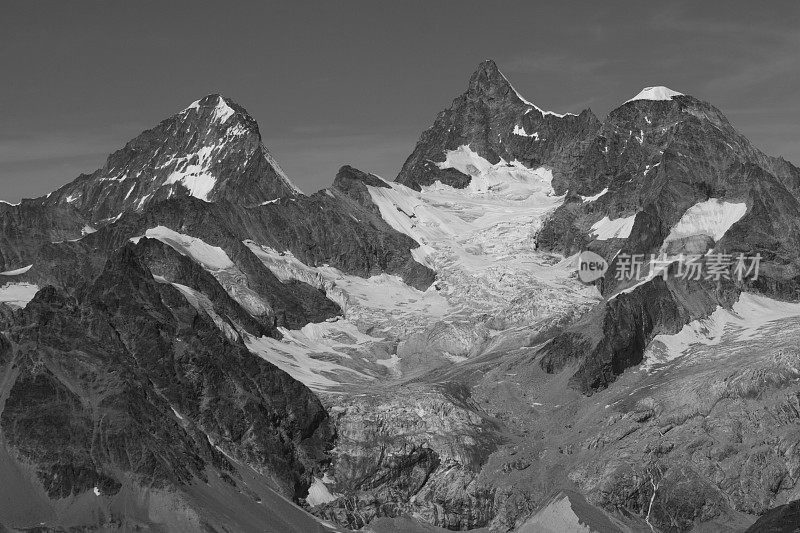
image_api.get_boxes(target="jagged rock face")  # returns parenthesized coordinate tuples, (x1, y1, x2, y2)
(132, 237, 278, 337)
(30, 165, 435, 297)
(0, 200, 88, 271)
(0, 245, 333, 507)
(541, 272, 738, 393)
(539, 93, 800, 295)
(531, 90, 800, 394)
(396, 59, 601, 191)
(313, 385, 500, 530)
(44, 94, 299, 223)
(19, 210, 343, 330)
(15, 165, 435, 328)
(222, 168, 436, 290)
(566, 341, 800, 532)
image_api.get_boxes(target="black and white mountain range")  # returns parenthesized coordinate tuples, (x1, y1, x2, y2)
(2, 60, 800, 532)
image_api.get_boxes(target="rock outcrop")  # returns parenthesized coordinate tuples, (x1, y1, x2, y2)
(313, 384, 501, 530)
(0, 244, 336, 529)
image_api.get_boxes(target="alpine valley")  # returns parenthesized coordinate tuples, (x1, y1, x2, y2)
(2, 60, 800, 532)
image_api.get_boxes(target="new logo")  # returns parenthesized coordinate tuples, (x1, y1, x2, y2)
(578, 251, 608, 283)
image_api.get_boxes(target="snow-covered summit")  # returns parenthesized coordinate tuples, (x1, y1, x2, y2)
(625, 86, 684, 104)
(44, 92, 301, 222)
(183, 94, 237, 124)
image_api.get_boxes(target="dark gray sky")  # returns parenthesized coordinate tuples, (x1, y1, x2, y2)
(2, 1, 799, 201)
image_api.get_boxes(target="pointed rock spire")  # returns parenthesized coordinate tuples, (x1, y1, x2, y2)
(396, 60, 597, 190)
(466, 59, 515, 98)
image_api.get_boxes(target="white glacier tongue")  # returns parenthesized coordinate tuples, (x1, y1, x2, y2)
(242, 241, 450, 390)
(625, 86, 684, 104)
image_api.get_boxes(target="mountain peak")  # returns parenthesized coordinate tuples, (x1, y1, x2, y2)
(467, 59, 512, 97)
(625, 86, 684, 104)
(45, 93, 300, 222)
(179, 94, 259, 137)
(467, 59, 575, 118)
(182, 94, 240, 124)
(396, 60, 594, 190)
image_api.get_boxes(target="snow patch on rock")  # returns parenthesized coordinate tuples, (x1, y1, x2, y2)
(591, 214, 637, 240)
(513, 124, 539, 140)
(306, 477, 337, 507)
(580, 188, 608, 203)
(184, 95, 235, 124)
(0, 283, 39, 308)
(211, 96, 236, 124)
(625, 86, 684, 104)
(644, 293, 800, 372)
(664, 198, 747, 243)
(162, 146, 218, 201)
(435, 145, 559, 200)
(134, 228, 271, 318)
(0, 265, 33, 276)
(133, 226, 234, 271)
